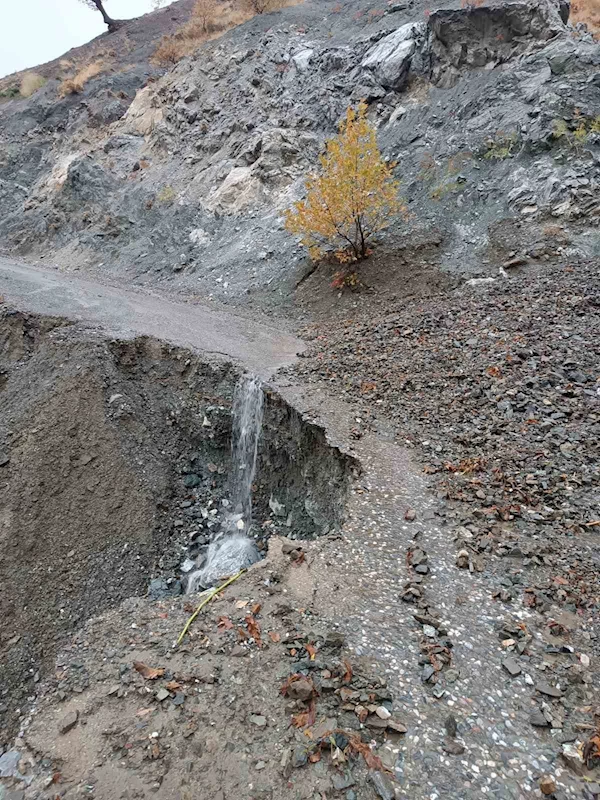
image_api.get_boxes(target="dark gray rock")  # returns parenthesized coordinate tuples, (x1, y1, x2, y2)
(369, 769, 395, 800)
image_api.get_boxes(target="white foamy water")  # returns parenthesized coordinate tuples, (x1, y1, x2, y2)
(186, 375, 263, 592)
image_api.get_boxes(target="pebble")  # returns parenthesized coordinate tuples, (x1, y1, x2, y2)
(249, 714, 267, 727)
(539, 775, 557, 795)
(58, 710, 79, 735)
(502, 657, 521, 677)
(369, 769, 395, 800)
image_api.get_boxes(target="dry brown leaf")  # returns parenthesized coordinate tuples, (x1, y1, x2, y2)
(245, 614, 262, 645)
(268, 631, 281, 643)
(348, 735, 387, 772)
(251, 602, 262, 615)
(133, 661, 165, 680)
(217, 615, 234, 630)
(235, 600, 248, 609)
(306, 643, 317, 661)
(342, 660, 353, 684)
(165, 680, 181, 691)
(309, 750, 321, 763)
(237, 626, 248, 640)
(292, 711, 310, 728)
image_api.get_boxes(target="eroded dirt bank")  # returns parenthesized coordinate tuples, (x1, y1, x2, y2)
(0, 309, 354, 747)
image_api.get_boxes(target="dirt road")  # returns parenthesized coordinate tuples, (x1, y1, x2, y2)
(0, 257, 303, 377)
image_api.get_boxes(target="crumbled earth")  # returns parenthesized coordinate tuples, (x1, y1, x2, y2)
(1, 539, 410, 800)
(289, 258, 600, 616)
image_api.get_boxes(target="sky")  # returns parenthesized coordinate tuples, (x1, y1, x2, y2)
(0, 0, 176, 79)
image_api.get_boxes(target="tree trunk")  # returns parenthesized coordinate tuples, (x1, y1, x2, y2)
(93, 0, 121, 31)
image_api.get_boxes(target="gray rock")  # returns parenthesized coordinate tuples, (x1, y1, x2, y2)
(0, 750, 22, 778)
(369, 769, 395, 800)
(362, 23, 424, 90)
(292, 49, 314, 73)
(443, 737, 466, 755)
(502, 657, 522, 677)
(530, 711, 550, 727)
(537, 681, 563, 698)
(332, 771, 355, 790)
(156, 688, 170, 702)
(250, 714, 267, 727)
(291, 746, 308, 768)
(58, 710, 79, 735)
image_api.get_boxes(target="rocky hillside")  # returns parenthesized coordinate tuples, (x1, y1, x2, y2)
(0, 0, 599, 310)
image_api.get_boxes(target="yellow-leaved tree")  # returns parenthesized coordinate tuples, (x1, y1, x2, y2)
(285, 102, 403, 264)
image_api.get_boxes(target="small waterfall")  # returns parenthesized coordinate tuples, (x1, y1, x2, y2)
(230, 375, 264, 526)
(186, 375, 263, 592)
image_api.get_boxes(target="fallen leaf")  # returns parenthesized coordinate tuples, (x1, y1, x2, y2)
(268, 631, 281, 643)
(165, 681, 181, 691)
(306, 643, 317, 661)
(133, 661, 165, 681)
(309, 750, 321, 763)
(237, 626, 248, 640)
(292, 711, 310, 728)
(217, 616, 234, 630)
(342, 660, 353, 684)
(292, 551, 306, 566)
(235, 600, 248, 609)
(245, 614, 262, 645)
(348, 734, 387, 772)
(251, 602, 262, 615)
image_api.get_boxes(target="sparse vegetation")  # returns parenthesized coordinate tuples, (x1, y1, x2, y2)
(153, 0, 250, 64)
(19, 72, 46, 98)
(157, 185, 176, 204)
(153, 0, 298, 64)
(58, 60, 106, 97)
(0, 85, 20, 101)
(482, 131, 519, 160)
(284, 102, 404, 264)
(552, 112, 600, 149)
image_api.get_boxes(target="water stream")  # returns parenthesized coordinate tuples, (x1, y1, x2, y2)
(186, 375, 263, 592)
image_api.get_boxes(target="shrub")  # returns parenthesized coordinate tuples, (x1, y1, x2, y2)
(58, 60, 105, 97)
(483, 131, 519, 160)
(20, 72, 46, 98)
(157, 185, 176, 204)
(0, 85, 20, 101)
(284, 102, 404, 263)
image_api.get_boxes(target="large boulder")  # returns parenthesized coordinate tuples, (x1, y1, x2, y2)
(361, 23, 426, 91)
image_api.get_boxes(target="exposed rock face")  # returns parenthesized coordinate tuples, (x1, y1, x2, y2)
(362, 22, 425, 90)
(0, 0, 598, 306)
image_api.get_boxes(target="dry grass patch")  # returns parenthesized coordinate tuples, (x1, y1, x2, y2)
(20, 72, 46, 97)
(58, 60, 106, 97)
(571, 0, 600, 35)
(153, 0, 298, 64)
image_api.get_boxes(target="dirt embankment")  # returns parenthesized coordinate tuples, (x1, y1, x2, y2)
(0, 308, 354, 747)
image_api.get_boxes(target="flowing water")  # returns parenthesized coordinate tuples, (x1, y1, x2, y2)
(230, 375, 264, 525)
(186, 375, 263, 592)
